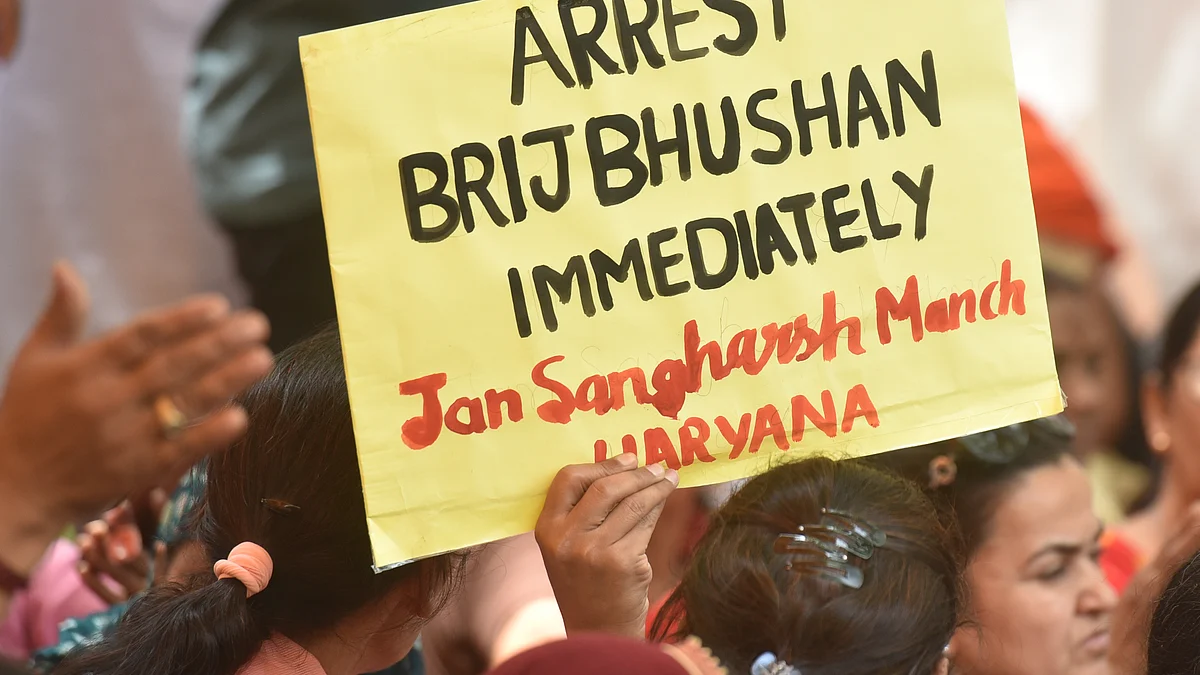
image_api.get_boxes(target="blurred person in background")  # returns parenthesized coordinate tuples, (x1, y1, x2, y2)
(186, 0, 473, 353)
(1107, 281, 1200, 594)
(1023, 104, 1153, 525)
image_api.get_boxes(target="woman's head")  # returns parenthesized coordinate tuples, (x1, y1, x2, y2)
(875, 417, 1116, 675)
(653, 456, 960, 675)
(1044, 271, 1146, 463)
(59, 327, 458, 675)
(1144, 281, 1200, 495)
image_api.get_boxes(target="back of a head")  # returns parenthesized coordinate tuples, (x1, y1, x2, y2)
(1149, 550, 1200, 675)
(58, 327, 457, 675)
(653, 457, 960, 675)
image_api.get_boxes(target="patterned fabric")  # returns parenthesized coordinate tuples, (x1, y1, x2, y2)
(157, 465, 206, 546)
(28, 604, 126, 673)
(29, 467, 206, 671)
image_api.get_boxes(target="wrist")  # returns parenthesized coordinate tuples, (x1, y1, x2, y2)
(0, 491, 60, 580)
(0, 429, 64, 580)
(562, 611, 647, 640)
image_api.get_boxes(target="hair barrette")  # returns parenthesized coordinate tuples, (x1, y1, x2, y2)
(822, 508, 888, 548)
(261, 499, 301, 516)
(774, 510, 884, 589)
(751, 652, 801, 675)
(792, 524, 874, 560)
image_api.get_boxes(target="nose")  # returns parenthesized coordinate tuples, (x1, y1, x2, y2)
(1079, 561, 1119, 617)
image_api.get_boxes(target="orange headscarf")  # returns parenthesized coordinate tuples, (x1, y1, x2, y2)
(1021, 105, 1117, 279)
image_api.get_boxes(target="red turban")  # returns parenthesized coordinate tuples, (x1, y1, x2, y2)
(1021, 104, 1118, 270)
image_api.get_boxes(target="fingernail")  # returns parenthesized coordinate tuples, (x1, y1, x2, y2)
(666, 469, 680, 485)
(615, 452, 638, 468)
(149, 487, 168, 507)
(647, 463, 665, 478)
(113, 545, 128, 560)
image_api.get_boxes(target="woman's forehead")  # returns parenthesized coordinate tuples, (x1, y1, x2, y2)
(979, 460, 1098, 556)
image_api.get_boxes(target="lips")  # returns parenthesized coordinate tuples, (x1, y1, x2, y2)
(1081, 626, 1111, 658)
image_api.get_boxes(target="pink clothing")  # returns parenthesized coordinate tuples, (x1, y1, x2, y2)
(0, 540, 107, 660)
(238, 635, 326, 675)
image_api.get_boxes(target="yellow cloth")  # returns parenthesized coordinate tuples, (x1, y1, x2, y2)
(1086, 451, 1151, 524)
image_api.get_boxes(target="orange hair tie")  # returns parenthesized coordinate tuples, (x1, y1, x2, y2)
(213, 542, 273, 598)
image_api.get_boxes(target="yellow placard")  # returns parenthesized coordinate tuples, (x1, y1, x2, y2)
(300, 0, 1062, 567)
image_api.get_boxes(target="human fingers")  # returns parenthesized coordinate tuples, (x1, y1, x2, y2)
(540, 454, 639, 522)
(132, 310, 269, 398)
(25, 262, 89, 349)
(78, 561, 126, 606)
(569, 463, 675, 531)
(597, 470, 679, 549)
(169, 344, 273, 419)
(96, 295, 230, 368)
(161, 406, 250, 471)
(103, 503, 144, 564)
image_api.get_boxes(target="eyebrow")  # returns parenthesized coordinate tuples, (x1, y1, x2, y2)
(1025, 524, 1105, 566)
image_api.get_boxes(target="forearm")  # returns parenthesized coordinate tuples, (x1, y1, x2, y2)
(0, 478, 63, 620)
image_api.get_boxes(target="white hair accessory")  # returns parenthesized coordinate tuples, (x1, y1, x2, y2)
(751, 652, 800, 675)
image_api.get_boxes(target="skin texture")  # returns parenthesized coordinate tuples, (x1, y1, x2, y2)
(1047, 287, 1131, 459)
(951, 458, 1116, 675)
(423, 534, 566, 675)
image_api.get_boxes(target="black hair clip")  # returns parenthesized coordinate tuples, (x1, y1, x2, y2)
(261, 499, 301, 516)
(821, 508, 887, 548)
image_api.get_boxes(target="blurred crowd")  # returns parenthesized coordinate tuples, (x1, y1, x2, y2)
(2, 1, 1200, 675)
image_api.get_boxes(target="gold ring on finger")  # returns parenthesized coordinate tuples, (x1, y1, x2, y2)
(153, 395, 188, 439)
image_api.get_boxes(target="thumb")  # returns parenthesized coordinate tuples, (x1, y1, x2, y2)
(29, 261, 90, 347)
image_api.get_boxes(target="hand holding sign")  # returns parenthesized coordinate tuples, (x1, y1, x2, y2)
(536, 453, 679, 638)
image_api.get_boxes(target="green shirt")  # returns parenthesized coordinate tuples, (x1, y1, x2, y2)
(185, 0, 473, 230)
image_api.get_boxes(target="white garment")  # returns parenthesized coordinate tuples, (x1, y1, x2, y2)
(1007, 0, 1200, 319)
(0, 0, 242, 374)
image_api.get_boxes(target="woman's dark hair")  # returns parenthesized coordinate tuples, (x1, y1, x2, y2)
(651, 457, 961, 675)
(1148, 549, 1200, 675)
(1158, 281, 1200, 388)
(871, 416, 1074, 558)
(57, 327, 459, 675)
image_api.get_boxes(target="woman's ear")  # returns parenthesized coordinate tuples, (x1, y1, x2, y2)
(933, 654, 950, 675)
(1143, 372, 1172, 457)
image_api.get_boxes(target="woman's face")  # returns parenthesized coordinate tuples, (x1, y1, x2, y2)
(1047, 287, 1130, 458)
(950, 457, 1115, 675)
(1147, 335, 1200, 495)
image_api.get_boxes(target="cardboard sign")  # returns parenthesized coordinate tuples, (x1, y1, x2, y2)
(300, 0, 1063, 567)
